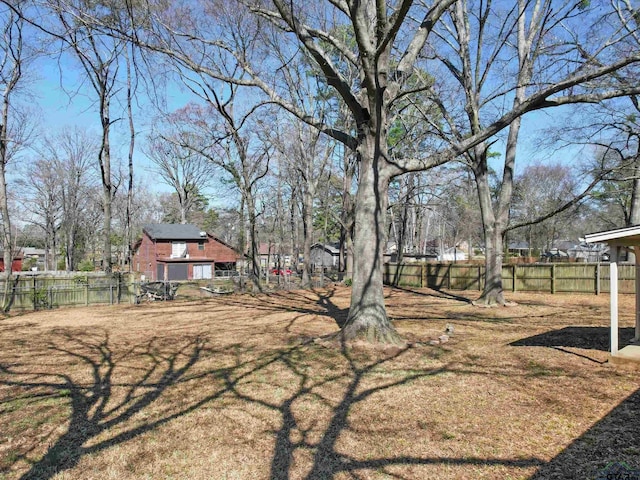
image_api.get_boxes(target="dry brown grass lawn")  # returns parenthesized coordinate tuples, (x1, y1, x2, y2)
(0, 286, 639, 480)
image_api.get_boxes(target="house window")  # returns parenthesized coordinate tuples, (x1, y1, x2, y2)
(198, 241, 205, 251)
(171, 242, 187, 258)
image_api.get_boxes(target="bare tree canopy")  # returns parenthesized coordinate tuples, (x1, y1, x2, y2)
(3, 0, 640, 341)
(145, 108, 217, 224)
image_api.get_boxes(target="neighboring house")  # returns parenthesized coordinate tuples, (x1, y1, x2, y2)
(0, 250, 22, 273)
(540, 240, 611, 263)
(385, 239, 468, 263)
(132, 224, 238, 281)
(309, 243, 340, 270)
(567, 242, 609, 262)
(437, 247, 468, 262)
(385, 251, 439, 263)
(22, 247, 47, 271)
(258, 243, 294, 270)
(507, 242, 531, 257)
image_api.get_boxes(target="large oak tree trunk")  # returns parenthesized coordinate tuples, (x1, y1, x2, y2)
(473, 148, 508, 306)
(301, 185, 313, 288)
(340, 137, 403, 344)
(474, 114, 520, 306)
(480, 224, 506, 305)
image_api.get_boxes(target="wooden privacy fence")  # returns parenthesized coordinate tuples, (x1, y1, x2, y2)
(383, 262, 636, 294)
(0, 273, 136, 311)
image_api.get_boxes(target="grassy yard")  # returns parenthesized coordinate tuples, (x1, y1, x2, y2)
(0, 286, 638, 479)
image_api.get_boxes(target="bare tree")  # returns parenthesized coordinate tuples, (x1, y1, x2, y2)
(425, 0, 640, 305)
(241, 0, 639, 333)
(123, 42, 137, 271)
(145, 110, 217, 224)
(20, 0, 132, 273)
(0, 4, 29, 278)
(175, 101, 270, 289)
(511, 163, 581, 254)
(16, 157, 61, 270)
(26, 0, 640, 341)
(47, 129, 97, 271)
(270, 120, 333, 287)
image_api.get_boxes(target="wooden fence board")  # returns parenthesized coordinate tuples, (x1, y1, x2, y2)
(384, 262, 639, 295)
(0, 273, 134, 311)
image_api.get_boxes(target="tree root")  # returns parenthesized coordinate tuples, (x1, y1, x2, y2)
(311, 323, 408, 353)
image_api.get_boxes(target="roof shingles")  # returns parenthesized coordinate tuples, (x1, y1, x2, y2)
(144, 224, 207, 241)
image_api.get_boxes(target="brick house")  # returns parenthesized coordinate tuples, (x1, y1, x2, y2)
(132, 224, 238, 281)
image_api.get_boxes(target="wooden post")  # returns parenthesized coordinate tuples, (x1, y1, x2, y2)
(610, 246, 619, 356)
(551, 264, 556, 294)
(85, 275, 89, 306)
(596, 263, 601, 295)
(478, 265, 482, 291)
(512, 265, 516, 292)
(130, 274, 136, 304)
(32, 276, 37, 310)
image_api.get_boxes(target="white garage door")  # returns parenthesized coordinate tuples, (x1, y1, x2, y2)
(193, 264, 212, 279)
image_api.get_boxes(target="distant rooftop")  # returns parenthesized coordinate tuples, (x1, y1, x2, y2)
(143, 224, 207, 241)
(311, 243, 340, 254)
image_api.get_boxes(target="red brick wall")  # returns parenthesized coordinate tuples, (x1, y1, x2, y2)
(201, 236, 237, 262)
(147, 236, 237, 262)
(133, 235, 158, 279)
(0, 258, 23, 272)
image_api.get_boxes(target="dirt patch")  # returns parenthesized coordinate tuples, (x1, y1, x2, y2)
(0, 286, 638, 479)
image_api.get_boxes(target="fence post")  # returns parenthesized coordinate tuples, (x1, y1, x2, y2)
(551, 264, 556, 294)
(32, 276, 37, 311)
(512, 265, 517, 292)
(447, 264, 451, 289)
(85, 275, 89, 306)
(596, 263, 601, 295)
(422, 263, 426, 288)
(130, 275, 136, 304)
(478, 265, 482, 291)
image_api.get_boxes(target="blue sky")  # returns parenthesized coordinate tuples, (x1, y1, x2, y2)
(21, 36, 590, 212)
(23, 53, 232, 203)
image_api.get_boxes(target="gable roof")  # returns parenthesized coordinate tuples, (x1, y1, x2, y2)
(143, 224, 207, 241)
(584, 225, 640, 246)
(311, 243, 340, 255)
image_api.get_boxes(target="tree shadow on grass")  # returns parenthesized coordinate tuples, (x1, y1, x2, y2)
(529, 386, 640, 479)
(1, 323, 546, 479)
(510, 326, 636, 363)
(210, 286, 350, 329)
(388, 285, 474, 304)
(258, 344, 544, 480)
(1, 330, 211, 479)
